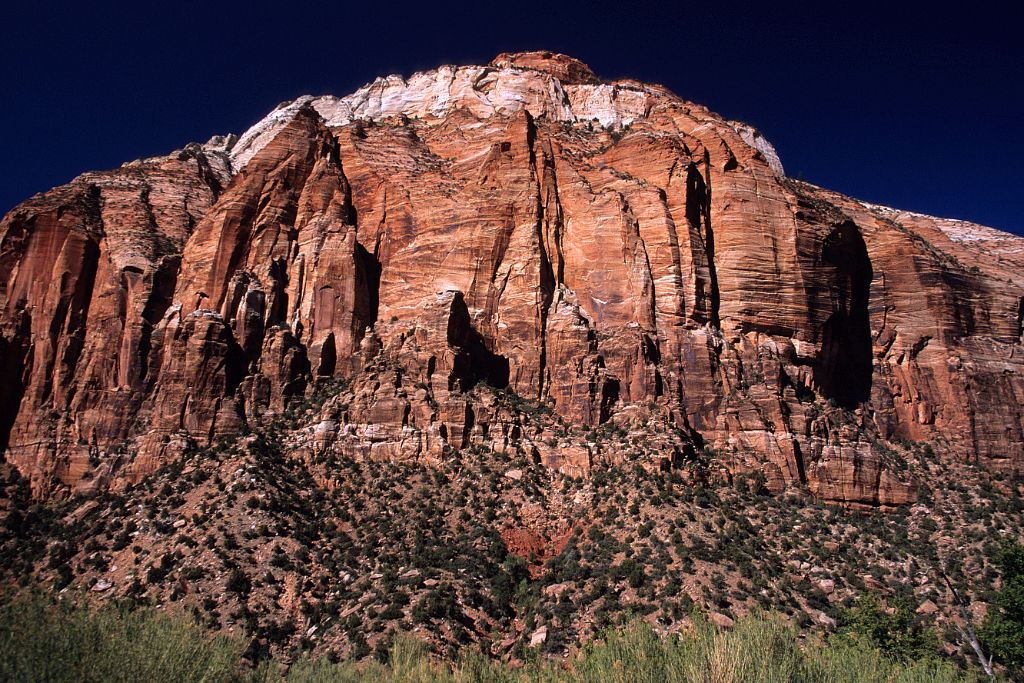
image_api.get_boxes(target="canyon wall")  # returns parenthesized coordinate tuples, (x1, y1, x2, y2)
(2, 52, 1022, 505)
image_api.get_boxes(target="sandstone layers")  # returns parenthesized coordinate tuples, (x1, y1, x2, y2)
(2, 52, 1022, 507)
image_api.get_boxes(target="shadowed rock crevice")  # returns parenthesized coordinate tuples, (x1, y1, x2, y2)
(0, 311, 31, 455)
(600, 375, 620, 423)
(815, 221, 873, 408)
(354, 242, 381, 332)
(264, 257, 290, 328)
(445, 291, 510, 390)
(135, 257, 181, 386)
(466, 335, 511, 390)
(316, 332, 337, 377)
(223, 334, 247, 398)
(688, 159, 719, 326)
(792, 439, 808, 485)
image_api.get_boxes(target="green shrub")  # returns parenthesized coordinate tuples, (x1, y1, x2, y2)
(836, 593, 940, 662)
(979, 541, 1024, 678)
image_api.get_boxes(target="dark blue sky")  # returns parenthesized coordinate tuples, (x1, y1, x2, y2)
(3, 2, 1022, 234)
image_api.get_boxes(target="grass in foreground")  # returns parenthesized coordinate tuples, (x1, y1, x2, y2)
(0, 592, 979, 682)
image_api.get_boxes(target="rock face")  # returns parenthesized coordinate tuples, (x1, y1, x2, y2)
(2, 51, 1022, 506)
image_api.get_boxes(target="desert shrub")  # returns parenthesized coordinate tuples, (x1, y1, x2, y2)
(979, 540, 1024, 678)
(837, 593, 940, 662)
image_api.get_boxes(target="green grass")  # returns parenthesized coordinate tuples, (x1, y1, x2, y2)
(1, 593, 980, 682)
(0, 592, 244, 682)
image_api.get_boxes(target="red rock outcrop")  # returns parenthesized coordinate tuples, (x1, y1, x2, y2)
(2, 51, 1022, 506)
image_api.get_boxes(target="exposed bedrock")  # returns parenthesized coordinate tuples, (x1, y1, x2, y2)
(1, 52, 1022, 507)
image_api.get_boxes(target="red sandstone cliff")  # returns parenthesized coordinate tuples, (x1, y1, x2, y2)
(2, 52, 1022, 506)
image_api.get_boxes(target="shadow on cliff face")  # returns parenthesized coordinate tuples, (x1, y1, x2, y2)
(0, 312, 31, 456)
(815, 221, 873, 408)
(446, 291, 510, 390)
(354, 242, 381, 333)
(688, 158, 720, 326)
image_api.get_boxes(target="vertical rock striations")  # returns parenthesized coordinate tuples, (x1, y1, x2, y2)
(2, 52, 1022, 506)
